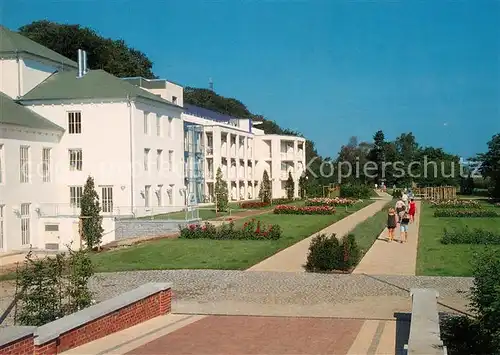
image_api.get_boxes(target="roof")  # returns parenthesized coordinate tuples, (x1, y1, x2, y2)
(184, 104, 243, 123)
(0, 25, 77, 68)
(19, 69, 184, 108)
(0, 92, 64, 131)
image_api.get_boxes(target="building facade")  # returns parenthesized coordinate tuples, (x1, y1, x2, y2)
(0, 26, 306, 253)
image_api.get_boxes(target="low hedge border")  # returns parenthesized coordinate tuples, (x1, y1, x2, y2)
(179, 219, 281, 240)
(273, 205, 335, 215)
(430, 200, 482, 209)
(441, 227, 500, 245)
(433, 209, 499, 218)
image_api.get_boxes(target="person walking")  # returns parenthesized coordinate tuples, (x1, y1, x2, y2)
(387, 208, 397, 242)
(402, 190, 409, 207)
(395, 199, 406, 216)
(408, 198, 417, 223)
(399, 211, 410, 243)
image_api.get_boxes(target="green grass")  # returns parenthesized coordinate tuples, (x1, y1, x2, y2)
(348, 202, 391, 255)
(417, 201, 500, 277)
(90, 200, 374, 272)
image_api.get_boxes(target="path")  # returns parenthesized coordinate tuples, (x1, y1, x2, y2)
(353, 201, 421, 275)
(247, 198, 391, 272)
(61, 313, 402, 355)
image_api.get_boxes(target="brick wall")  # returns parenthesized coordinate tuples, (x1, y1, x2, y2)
(0, 284, 172, 355)
(0, 335, 34, 355)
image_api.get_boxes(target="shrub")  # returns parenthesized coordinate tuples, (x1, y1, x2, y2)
(259, 170, 272, 204)
(304, 233, 361, 272)
(215, 167, 229, 212)
(434, 209, 499, 218)
(340, 184, 372, 199)
(239, 201, 270, 209)
(179, 219, 281, 240)
(430, 199, 482, 209)
(16, 247, 94, 326)
(440, 250, 500, 353)
(272, 197, 295, 205)
(273, 205, 335, 215)
(305, 197, 358, 207)
(441, 227, 500, 245)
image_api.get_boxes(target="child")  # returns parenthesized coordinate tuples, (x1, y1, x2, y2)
(387, 208, 397, 242)
(400, 211, 410, 243)
(408, 198, 416, 223)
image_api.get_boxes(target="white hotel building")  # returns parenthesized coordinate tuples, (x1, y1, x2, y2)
(0, 25, 305, 253)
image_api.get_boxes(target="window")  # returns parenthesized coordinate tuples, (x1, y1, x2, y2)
(20, 146, 30, 183)
(168, 150, 173, 172)
(156, 114, 161, 136)
(0, 205, 4, 250)
(69, 149, 83, 171)
(101, 186, 113, 213)
(42, 148, 51, 182)
(21, 203, 30, 245)
(157, 185, 163, 206)
(172, 96, 177, 105)
(45, 224, 59, 232)
(144, 185, 151, 207)
(144, 111, 149, 135)
(0, 144, 3, 184)
(70, 186, 83, 208)
(144, 149, 150, 171)
(168, 117, 173, 138)
(157, 149, 163, 171)
(68, 112, 82, 134)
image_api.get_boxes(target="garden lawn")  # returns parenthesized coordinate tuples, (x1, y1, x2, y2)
(417, 202, 500, 277)
(347, 202, 391, 255)
(91, 200, 373, 272)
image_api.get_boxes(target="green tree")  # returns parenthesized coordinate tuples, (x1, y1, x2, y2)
(477, 133, 500, 198)
(299, 175, 307, 199)
(367, 130, 386, 184)
(214, 167, 228, 212)
(19, 21, 156, 78)
(80, 176, 103, 250)
(286, 172, 295, 200)
(259, 170, 272, 204)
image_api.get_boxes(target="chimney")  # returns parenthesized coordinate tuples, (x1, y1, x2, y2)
(83, 50, 88, 74)
(77, 49, 83, 78)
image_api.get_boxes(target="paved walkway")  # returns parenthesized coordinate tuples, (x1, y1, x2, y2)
(353, 201, 421, 276)
(248, 198, 391, 272)
(61, 314, 404, 355)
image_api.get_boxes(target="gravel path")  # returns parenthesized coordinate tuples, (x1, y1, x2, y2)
(89, 270, 472, 319)
(1, 270, 473, 326)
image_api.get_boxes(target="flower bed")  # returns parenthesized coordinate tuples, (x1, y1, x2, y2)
(239, 201, 270, 209)
(433, 209, 499, 218)
(305, 197, 358, 207)
(179, 219, 281, 240)
(429, 200, 482, 209)
(441, 227, 500, 245)
(273, 205, 335, 215)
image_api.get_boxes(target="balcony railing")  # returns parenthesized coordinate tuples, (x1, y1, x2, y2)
(280, 152, 295, 160)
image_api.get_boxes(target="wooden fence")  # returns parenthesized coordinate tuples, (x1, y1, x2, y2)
(413, 186, 457, 200)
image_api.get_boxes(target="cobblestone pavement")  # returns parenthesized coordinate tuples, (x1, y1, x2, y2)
(87, 270, 472, 320)
(1, 270, 472, 326)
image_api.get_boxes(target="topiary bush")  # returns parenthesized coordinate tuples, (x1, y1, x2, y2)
(304, 233, 361, 272)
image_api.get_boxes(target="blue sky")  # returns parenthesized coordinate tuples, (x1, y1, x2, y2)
(2, 0, 499, 159)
